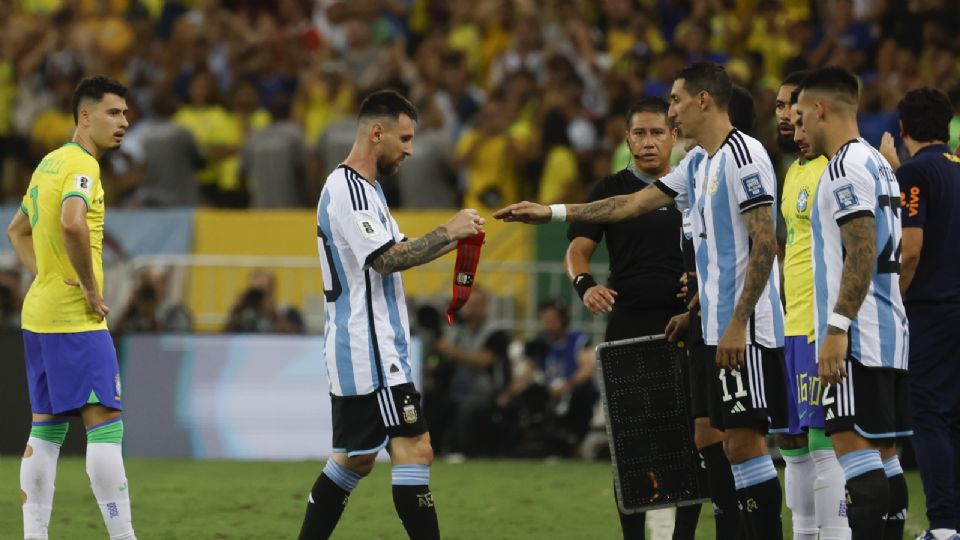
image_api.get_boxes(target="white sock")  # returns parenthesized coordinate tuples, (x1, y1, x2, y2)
(783, 451, 818, 539)
(812, 449, 851, 539)
(21, 437, 61, 540)
(931, 529, 959, 540)
(87, 443, 136, 540)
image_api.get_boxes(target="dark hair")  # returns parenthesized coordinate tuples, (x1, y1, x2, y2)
(796, 66, 859, 104)
(897, 87, 952, 143)
(357, 90, 418, 123)
(72, 75, 128, 124)
(626, 97, 670, 125)
(789, 88, 801, 105)
(537, 299, 570, 328)
(676, 62, 732, 109)
(729, 85, 755, 134)
(781, 70, 812, 88)
(541, 108, 570, 150)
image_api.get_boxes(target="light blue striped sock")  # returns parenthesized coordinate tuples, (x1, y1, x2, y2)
(883, 456, 903, 478)
(838, 449, 884, 481)
(392, 464, 430, 486)
(730, 455, 778, 490)
(323, 460, 362, 493)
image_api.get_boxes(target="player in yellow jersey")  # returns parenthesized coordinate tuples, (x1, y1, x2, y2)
(6, 75, 137, 540)
(776, 72, 851, 540)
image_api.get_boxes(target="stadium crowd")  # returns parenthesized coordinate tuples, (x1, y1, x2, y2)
(0, 0, 959, 211)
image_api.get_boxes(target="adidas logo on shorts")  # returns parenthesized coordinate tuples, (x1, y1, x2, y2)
(826, 409, 836, 421)
(730, 402, 747, 414)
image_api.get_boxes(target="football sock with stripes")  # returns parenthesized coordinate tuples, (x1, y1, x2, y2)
(391, 465, 440, 540)
(731, 455, 783, 540)
(21, 421, 68, 540)
(86, 419, 136, 540)
(782, 447, 817, 540)
(809, 430, 850, 539)
(701, 442, 742, 540)
(838, 450, 888, 540)
(299, 459, 361, 540)
(883, 456, 908, 540)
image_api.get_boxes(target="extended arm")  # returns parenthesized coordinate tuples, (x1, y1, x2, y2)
(370, 209, 482, 274)
(7, 209, 37, 275)
(493, 184, 674, 224)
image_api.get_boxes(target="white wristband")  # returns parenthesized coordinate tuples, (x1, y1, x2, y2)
(549, 204, 567, 223)
(828, 312, 852, 332)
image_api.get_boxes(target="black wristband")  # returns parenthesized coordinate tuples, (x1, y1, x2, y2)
(573, 273, 598, 300)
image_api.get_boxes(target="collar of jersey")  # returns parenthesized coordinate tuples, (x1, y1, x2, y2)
(914, 143, 951, 157)
(627, 166, 656, 185)
(338, 163, 376, 186)
(62, 142, 94, 157)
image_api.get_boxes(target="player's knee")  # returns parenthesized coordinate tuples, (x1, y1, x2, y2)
(410, 438, 434, 466)
(344, 454, 377, 477)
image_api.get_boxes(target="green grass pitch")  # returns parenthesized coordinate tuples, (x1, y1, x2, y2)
(0, 457, 930, 539)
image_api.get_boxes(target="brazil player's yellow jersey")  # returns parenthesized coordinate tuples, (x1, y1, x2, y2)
(781, 155, 828, 340)
(20, 142, 107, 333)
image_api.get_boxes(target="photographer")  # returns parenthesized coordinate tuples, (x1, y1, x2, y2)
(224, 270, 303, 334)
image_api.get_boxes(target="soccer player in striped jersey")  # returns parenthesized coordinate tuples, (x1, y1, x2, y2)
(299, 90, 484, 540)
(776, 73, 851, 540)
(7, 76, 137, 540)
(495, 62, 788, 538)
(795, 67, 911, 540)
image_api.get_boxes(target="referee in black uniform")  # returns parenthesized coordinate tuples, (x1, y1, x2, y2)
(565, 97, 699, 540)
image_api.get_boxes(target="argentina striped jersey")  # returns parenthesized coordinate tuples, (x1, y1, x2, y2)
(317, 165, 414, 396)
(655, 129, 785, 348)
(810, 138, 909, 370)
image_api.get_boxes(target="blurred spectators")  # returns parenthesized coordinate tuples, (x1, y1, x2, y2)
(136, 93, 205, 206)
(224, 270, 304, 334)
(432, 287, 513, 457)
(115, 269, 193, 334)
(0, 267, 22, 331)
(240, 92, 307, 208)
(397, 97, 457, 209)
(0, 0, 956, 208)
(500, 299, 597, 457)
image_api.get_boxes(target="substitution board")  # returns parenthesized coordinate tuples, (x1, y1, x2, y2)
(596, 334, 708, 513)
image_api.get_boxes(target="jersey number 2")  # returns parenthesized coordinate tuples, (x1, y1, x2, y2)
(317, 227, 342, 302)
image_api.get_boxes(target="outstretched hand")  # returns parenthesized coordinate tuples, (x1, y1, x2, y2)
(492, 201, 553, 224)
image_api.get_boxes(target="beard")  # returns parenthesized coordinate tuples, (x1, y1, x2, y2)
(776, 130, 800, 154)
(376, 155, 401, 177)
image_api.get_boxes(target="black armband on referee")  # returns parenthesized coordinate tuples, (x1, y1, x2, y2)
(573, 273, 598, 300)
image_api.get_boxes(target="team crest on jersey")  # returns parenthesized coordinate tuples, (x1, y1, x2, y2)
(708, 177, 719, 195)
(833, 184, 859, 210)
(740, 173, 766, 198)
(796, 188, 809, 212)
(403, 403, 418, 424)
(75, 174, 92, 194)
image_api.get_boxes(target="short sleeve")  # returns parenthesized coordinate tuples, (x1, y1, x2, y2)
(331, 196, 397, 269)
(830, 161, 876, 225)
(567, 179, 609, 242)
(60, 161, 100, 210)
(896, 161, 927, 228)
(654, 163, 686, 200)
(730, 159, 775, 214)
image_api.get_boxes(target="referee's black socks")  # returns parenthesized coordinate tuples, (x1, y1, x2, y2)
(392, 464, 440, 540)
(701, 442, 742, 540)
(884, 456, 908, 540)
(730, 455, 783, 540)
(299, 460, 361, 540)
(839, 450, 889, 540)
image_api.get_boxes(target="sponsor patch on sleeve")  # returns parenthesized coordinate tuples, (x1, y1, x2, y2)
(833, 184, 859, 210)
(74, 174, 93, 194)
(356, 216, 382, 240)
(740, 173, 766, 198)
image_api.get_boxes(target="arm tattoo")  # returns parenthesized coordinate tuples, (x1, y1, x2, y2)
(834, 216, 876, 319)
(733, 205, 778, 323)
(567, 185, 670, 223)
(370, 226, 451, 274)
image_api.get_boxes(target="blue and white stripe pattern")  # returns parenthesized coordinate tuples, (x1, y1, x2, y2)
(656, 130, 784, 348)
(730, 455, 778, 490)
(323, 459, 362, 493)
(838, 448, 884, 481)
(317, 165, 415, 396)
(811, 138, 909, 370)
(883, 456, 904, 478)
(392, 464, 430, 486)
